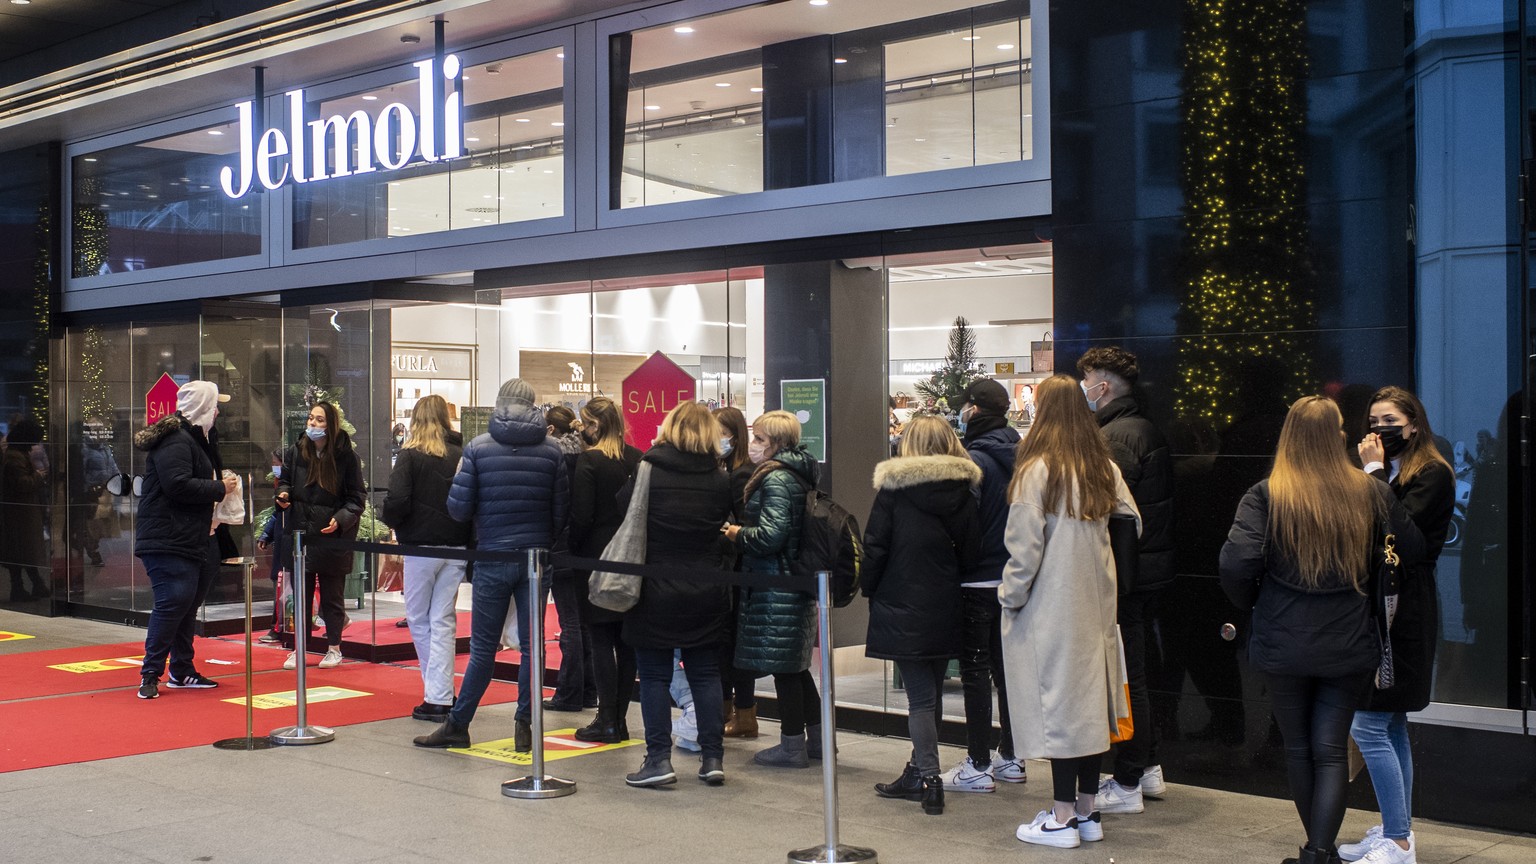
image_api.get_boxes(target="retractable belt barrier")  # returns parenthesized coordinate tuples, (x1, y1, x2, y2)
(303, 535, 878, 862)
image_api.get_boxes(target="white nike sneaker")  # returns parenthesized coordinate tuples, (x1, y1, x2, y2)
(1339, 826, 1385, 862)
(990, 752, 1027, 784)
(1093, 776, 1145, 814)
(939, 756, 996, 793)
(1016, 810, 1080, 849)
(1140, 764, 1167, 797)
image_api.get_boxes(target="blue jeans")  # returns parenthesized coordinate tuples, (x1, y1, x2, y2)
(1351, 710, 1413, 839)
(450, 559, 532, 728)
(635, 646, 723, 761)
(140, 535, 219, 682)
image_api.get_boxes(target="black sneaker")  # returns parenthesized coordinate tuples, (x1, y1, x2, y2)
(698, 757, 725, 786)
(137, 678, 159, 700)
(625, 757, 677, 787)
(166, 672, 219, 689)
(258, 630, 281, 644)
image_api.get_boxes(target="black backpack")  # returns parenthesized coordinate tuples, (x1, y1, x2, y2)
(790, 476, 863, 607)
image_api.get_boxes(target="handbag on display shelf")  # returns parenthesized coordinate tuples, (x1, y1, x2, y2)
(1030, 331, 1054, 373)
(892, 392, 912, 409)
(1110, 624, 1135, 744)
(1371, 520, 1402, 690)
(588, 462, 652, 612)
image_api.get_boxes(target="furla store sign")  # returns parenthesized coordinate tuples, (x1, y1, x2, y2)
(220, 55, 465, 199)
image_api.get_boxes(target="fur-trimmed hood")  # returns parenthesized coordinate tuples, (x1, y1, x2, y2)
(134, 415, 189, 451)
(872, 454, 982, 491)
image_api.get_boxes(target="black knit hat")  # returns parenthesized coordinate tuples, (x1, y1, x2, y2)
(961, 379, 1010, 414)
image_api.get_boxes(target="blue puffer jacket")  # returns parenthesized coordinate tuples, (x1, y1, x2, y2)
(962, 418, 1020, 583)
(447, 403, 570, 551)
(734, 446, 818, 675)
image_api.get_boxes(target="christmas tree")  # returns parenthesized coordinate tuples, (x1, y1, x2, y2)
(915, 316, 987, 415)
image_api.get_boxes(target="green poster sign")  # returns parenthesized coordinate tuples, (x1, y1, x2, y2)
(780, 378, 827, 462)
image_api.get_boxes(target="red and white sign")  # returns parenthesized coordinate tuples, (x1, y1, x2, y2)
(145, 373, 179, 426)
(622, 352, 697, 451)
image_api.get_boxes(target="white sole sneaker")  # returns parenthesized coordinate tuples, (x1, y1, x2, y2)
(282, 652, 298, 670)
(1075, 811, 1104, 842)
(991, 754, 1027, 784)
(1140, 764, 1167, 798)
(1016, 811, 1080, 849)
(1094, 777, 1145, 814)
(939, 758, 996, 793)
(318, 650, 343, 669)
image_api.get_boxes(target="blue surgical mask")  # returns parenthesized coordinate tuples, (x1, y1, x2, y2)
(305, 426, 327, 441)
(720, 437, 734, 457)
(272, 465, 282, 478)
(957, 405, 974, 437)
(1082, 380, 1101, 412)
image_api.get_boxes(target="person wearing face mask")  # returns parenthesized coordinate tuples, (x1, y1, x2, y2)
(1338, 387, 1454, 864)
(1075, 347, 1175, 815)
(723, 410, 822, 768)
(276, 400, 367, 671)
(712, 406, 759, 737)
(132, 381, 238, 699)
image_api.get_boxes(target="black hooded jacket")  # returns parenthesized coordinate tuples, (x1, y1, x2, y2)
(133, 415, 226, 562)
(1095, 396, 1176, 591)
(962, 414, 1020, 583)
(383, 431, 470, 547)
(862, 455, 982, 661)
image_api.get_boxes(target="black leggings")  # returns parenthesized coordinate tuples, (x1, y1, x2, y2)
(1051, 755, 1103, 803)
(587, 620, 635, 725)
(303, 568, 346, 647)
(773, 669, 821, 736)
(1266, 672, 1370, 852)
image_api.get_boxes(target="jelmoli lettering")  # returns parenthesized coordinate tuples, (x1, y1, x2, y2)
(221, 55, 464, 198)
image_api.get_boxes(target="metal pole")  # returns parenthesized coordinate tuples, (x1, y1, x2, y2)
(788, 571, 876, 864)
(502, 547, 576, 799)
(271, 530, 334, 745)
(215, 474, 272, 750)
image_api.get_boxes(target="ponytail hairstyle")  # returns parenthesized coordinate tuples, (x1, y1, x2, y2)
(580, 396, 627, 461)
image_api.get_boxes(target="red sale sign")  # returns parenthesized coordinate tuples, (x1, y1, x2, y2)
(145, 373, 179, 426)
(622, 352, 697, 451)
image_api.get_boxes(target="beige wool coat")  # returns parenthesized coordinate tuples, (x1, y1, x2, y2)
(1000, 458, 1140, 760)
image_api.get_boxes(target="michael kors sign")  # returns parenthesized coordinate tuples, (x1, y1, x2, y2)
(221, 55, 465, 199)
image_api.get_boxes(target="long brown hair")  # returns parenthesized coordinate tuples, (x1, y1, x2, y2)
(1367, 386, 1450, 488)
(1270, 395, 1382, 590)
(580, 396, 627, 461)
(300, 400, 343, 494)
(1009, 375, 1117, 520)
(404, 394, 451, 458)
(713, 406, 750, 472)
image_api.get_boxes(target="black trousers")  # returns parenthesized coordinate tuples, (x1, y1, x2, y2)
(545, 572, 596, 707)
(1266, 671, 1371, 852)
(773, 669, 821, 736)
(1051, 754, 1104, 803)
(302, 567, 347, 647)
(588, 619, 635, 725)
(958, 586, 1013, 764)
(1109, 588, 1160, 785)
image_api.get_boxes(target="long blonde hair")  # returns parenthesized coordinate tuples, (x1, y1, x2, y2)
(1009, 375, 1117, 520)
(580, 397, 627, 461)
(655, 402, 721, 456)
(403, 394, 452, 458)
(900, 414, 966, 458)
(1270, 396, 1382, 590)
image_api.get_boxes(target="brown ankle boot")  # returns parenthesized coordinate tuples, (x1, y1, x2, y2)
(724, 704, 759, 738)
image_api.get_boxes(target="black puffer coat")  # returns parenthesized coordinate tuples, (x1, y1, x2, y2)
(133, 415, 226, 562)
(962, 417, 1020, 583)
(863, 455, 981, 661)
(572, 444, 644, 624)
(278, 435, 366, 576)
(734, 446, 818, 674)
(1219, 479, 1424, 678)
(1095, 396, 1175, 592)
(1367, 460, 1454, 713)
(383, 433, 470, 547)
(620, 444, 734, 649)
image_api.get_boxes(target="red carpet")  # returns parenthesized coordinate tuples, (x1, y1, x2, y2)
(0, 646, 530, 773)
(0, 639, 291, 701)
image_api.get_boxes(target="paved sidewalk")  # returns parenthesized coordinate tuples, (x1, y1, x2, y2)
(1, 611, 1530, 864)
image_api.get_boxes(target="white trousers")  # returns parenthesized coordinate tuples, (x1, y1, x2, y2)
(402, 550, 466, 706)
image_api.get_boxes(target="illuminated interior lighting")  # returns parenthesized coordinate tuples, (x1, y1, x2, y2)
(715, 82, 731, 87)
(997, 44, 1015, 50)
(362, 95, 378, 101)
(750, 87, 764, 93)
(833, 58, 848, 64)
(674, 26, 695, 34)
(207, 129, 224, 135)
(645, 105, 661, 110)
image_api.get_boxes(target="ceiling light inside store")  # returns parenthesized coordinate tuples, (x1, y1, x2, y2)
(10, 1, 31, 5)
(467, 137, 480, 142)
(810, 0, 829, 5)
(551, 121, 564, 126)
(750, 87, 764, 93)
(645, 105, 661, 110)
(962, 35, 978, 41)
(674, 26, 695, 34)
(557, 53, 565, 59)
(515, 117, 530, 122)
(362, 95, 378, 101)
(207, 130, 224, 136)
(715, 82, 731, 87)
(83, 157, 98, 162)
(997, 44, 1015, 50)
(834, 58, 848, 64)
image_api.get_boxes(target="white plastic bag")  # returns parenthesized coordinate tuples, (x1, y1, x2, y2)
(214, 470, 246, 525)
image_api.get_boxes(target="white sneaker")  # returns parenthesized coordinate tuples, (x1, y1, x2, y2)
(939, 756, 996, 793)
(1358, 834, 1415, 864)
(1339, 826, 1385, 862)
(1075, 810, 1104, 842)
(991, 752, 1027, 784)
(1093, 776, 1145, 814)
(1140, 764, 1167, 797)
(1016, 810, 1080, 848)
(282, 651, 298, 670)
(318, 648, 343, 669)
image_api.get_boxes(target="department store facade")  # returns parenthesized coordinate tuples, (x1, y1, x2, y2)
(0, 0, 1529, 830)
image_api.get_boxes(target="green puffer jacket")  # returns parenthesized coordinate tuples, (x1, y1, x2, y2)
(734, 446, 819, 674)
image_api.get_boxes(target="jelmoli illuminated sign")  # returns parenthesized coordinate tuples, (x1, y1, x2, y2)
(220, 55, 465, 199)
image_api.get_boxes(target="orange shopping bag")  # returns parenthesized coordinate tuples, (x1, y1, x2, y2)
(1111, 625, 1134, 744)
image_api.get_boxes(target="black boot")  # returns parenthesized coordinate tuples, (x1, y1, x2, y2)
(625, 755, 677, 787)
(515, 719, 533, 753)
(574, 710, 621, 743)
(1284, 845, 1332, 864)
(413, 719, 470, 749)
(698, 756, 725, 786)
(874, 763, 924, 801)
(921, 775, 944, 815)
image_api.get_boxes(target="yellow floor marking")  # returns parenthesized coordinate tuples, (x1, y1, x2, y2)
(0, 631, 36, 641)
(221, 686, 371, 709)
(48, 655, 144, 673)
(450, 728, 641, 766)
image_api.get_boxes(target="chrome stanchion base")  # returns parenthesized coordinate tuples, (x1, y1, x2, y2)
(786, 845, 878, 864)
(269, 724, 335, 746)
(212, 736, 275, 751)
(500, 776, 577, 799)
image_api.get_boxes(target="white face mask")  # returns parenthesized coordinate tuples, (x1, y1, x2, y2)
(1082, 380, 1103, 412)
(747, 441, 770, 464)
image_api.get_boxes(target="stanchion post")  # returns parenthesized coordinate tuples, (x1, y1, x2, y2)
(271, 530, 334, 745)
(214, 553, 274, 751)
(502, 547, 576, 799)
(788, 571, 877, 864)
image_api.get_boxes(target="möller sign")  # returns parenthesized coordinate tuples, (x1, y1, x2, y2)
(220, 55, 465, 199)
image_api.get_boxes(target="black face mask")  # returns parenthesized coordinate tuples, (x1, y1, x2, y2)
(1371, 425, 1409, 458)
(581, 426, 600, 445)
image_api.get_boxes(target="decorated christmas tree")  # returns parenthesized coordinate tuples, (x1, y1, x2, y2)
(915, 316, 987, 415)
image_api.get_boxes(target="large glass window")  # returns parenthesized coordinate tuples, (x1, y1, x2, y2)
(614, 0, 1032, 208)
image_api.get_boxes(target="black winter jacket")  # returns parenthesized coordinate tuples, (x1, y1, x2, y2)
(133, 415, 226, 562)
(863, 455, 981, 661)
(1219, 479, 1424, 678)
(447, 403, 570, 551)
(962, 417, 1020, 583)
(1095, 397, 1176, 592)
(620, 444, 734, 649)
(571, 444, 643, 624)
(735, 446, 818, 674)
(1366, 460, 1454, 713)
(278, 435, 367, 576)
(383, 433, 470, 547)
